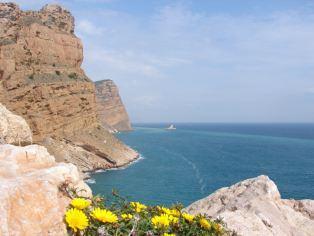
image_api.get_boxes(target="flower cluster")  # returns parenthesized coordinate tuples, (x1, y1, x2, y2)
(64, 195, 228, 235)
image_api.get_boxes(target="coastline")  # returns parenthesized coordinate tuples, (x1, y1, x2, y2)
(87, 124, 314, 204)
(83, 146, 141, 180)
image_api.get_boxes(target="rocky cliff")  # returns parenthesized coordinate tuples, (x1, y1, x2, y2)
(95, 80, 132, 131)
(186, 175, 314, 236)
(0, 3, 97, 141)
(0, 3, 138, 173)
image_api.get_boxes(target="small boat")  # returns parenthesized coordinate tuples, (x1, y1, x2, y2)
(166, 124, 176, 130)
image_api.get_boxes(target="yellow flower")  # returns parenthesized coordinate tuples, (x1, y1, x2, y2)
(182, 212, 194, 223)
(158, 207, 180, 217)
(168, 215, 179, 224)
(170, 209, 180, 217)
(91, 208, 118, 224)
(130, 202, 147, 213)
(70, 198, 91, 210)
(151, 214, 170, 229)
(213, 223, 222, 232)
(121, 213, 133, 220)
(158, 206, 172, 215)
(163, 233, 176, 236)
(199, 218, 211, 230)
(65, 208, 89, 232)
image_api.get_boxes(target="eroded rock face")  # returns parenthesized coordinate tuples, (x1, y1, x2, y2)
(186, 175, 314, 236)
(0, 2, 97, 141)
(0, 103, 32, 145)
(43, 126, 139, 176)
(0, 144, 91, 235)
(95, 80, 132, 131)
(0, 3, 138, 172)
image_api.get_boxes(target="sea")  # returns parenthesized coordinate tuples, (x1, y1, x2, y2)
(88, 123, 314, 206)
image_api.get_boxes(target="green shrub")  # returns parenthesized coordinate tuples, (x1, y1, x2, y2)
(68, 72, 78, 80)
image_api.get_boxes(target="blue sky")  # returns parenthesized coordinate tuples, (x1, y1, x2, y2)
(5, 0, 314, 122)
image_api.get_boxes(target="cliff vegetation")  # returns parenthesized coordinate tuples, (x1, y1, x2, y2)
(63, 193, 228, 236)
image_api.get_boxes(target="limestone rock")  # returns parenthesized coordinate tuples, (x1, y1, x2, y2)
(0, 103, 32, 145)
(0, 2, 96, 142)
(186, 175, 314, 236)
(95, 80, 132, 131)
(0, 144, 91, 235)
(0, 2, 138, 171)
(43, 126, 139, 175)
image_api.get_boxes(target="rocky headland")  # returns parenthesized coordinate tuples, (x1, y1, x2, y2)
(0, 2, 138, 174)
(95, 79, 132, 132)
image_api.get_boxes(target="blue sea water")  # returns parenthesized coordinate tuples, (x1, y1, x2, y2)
(89, 123, 314, 206)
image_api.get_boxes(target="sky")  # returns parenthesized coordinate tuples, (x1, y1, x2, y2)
(3, 0, 314, 122)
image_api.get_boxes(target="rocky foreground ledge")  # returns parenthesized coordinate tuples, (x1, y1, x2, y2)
(186, 175, 314, 236)
(0, 144, 92, 235)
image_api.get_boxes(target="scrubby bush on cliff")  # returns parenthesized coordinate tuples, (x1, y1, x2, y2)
(68, 72, 78, 80)
(64, 192, 228, 236)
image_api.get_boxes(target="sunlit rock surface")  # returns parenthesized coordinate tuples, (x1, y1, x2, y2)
(186, 175, 314, 236)
(0, 3, 138, 172)
(95, 79, 132, 131)
(0, 103, 32, 145)
(0, 144, 91, 235)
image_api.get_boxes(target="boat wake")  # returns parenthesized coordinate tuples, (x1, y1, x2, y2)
(160, 147, 207, 194)
(180, 155, 207, 194)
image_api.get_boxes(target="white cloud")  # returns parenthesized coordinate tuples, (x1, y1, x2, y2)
(77, 20, 105, 36)
(84, 48, 161, 77)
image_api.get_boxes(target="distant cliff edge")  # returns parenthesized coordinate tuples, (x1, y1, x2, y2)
(95, 79, 132, 132)
(0, 3, 138, 174)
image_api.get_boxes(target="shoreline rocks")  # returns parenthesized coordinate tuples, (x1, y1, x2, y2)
(186, 175, 314, 236)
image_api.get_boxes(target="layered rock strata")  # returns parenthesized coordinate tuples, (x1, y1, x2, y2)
(95, 79, 132, 131)
(0, 3, 97, 141)
(186, 175, 314, 236)
(0, 3, 138, 172)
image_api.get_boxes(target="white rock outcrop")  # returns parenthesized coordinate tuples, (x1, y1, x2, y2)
(0, 103, 32, 145)
(186, 175, 314, 236)
(0, 144, 91, 235)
